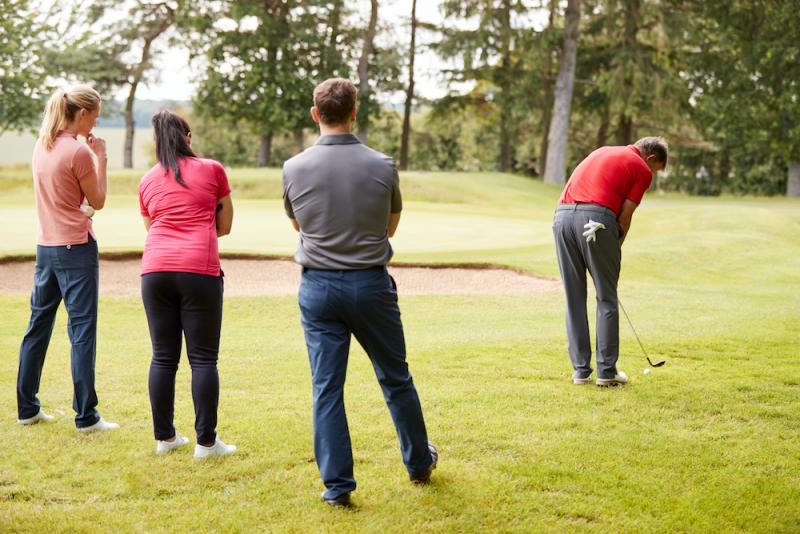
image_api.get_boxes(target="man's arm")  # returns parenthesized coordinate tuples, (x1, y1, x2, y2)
(388, 212, 401, 237)
(142, 216, 152, 231)
(289, 218, 300, 232)
(617, 198, 638, 246)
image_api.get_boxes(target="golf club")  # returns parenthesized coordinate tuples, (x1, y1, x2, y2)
(618, 298, 666, 367)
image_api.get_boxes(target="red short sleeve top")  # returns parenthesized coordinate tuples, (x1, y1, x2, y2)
(559, 145, 653, 215)
(138, 158, 231, 276)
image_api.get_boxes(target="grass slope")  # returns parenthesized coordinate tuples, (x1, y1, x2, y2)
(0, 169, 799, 532)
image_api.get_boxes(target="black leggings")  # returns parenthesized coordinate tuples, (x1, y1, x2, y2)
(141, 272, 223, 445)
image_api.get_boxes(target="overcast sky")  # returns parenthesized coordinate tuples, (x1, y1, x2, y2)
(126, 1, 455, 103)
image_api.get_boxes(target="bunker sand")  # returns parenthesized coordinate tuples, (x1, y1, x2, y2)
(0, 258, 559, 297)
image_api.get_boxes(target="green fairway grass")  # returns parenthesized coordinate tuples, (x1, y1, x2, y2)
(1, 169, 799, 531)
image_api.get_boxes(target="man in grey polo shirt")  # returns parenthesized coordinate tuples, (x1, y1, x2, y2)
(283, 78, 437, 507)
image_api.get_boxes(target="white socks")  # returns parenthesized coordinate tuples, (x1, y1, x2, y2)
(77, 418, 120, 433)
(194, 437, 237, 459)
(17, 409, 54, 425)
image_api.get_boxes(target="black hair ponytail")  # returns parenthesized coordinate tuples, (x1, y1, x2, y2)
(152, 110, 196, 186)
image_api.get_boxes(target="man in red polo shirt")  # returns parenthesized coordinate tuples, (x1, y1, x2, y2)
(553, 137, 667, 386)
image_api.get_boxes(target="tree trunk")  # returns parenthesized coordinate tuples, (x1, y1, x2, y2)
(123, 93, 135, 169)
(719, 150, 730, 188)
(538, 0, 558, 177)
(615, 0, 640, 148)
(357, 0, 379, 144)
(122, 6, 174, 168)
(788, 161, 800, 197)
(399, 0, 417, 171)
(615, 111, 633, 145)
(498, 0, 513, 173)
(596, 101, 611, 147)
(257, 133, 272, 167)
(293, 129, 304, 154)
(543, 0, 581, 186)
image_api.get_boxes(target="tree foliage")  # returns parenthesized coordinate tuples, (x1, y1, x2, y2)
(0, 0, 797, 194)
(674, 0, 800, 195)
(190, 0, 355, 165)
(434, 0, 533, 173)
(0, 0, 52, 135)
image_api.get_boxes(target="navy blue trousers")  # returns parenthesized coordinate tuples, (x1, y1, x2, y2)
(299, 267, 432, 499)
(17, 239, 100, 428)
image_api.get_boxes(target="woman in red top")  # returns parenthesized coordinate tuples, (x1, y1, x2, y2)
(139, 110, 236, 458)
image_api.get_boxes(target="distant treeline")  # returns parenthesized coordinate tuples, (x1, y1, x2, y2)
(96, 100, 190, 129)
(2, 1, 799, 196)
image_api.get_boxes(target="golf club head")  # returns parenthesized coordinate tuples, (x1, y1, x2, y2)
(647, 357, 666, 368)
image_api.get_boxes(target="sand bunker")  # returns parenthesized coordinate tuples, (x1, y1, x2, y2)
(0, 257, 559, 297)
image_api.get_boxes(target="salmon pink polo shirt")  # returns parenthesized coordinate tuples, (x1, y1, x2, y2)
(559, 145, 653, 215)
(138, 158, 231, 277)
(32, 131, 97, 245)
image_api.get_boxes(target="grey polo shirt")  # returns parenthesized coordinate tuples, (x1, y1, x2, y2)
(282, 133, 402, 269)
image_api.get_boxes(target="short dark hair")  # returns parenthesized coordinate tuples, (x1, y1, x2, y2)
(313, 78, 357, 125)
(634, 136, 668, 166)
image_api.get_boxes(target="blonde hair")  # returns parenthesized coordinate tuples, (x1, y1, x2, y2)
(39, 85, 101, 150)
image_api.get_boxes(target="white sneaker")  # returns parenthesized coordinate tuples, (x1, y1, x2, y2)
(17, 409, 54, 425)
(573, 373, 592, 385)
(194, 437, 237, 458)
(596, 371, 629, 387)
(156, 433, 190, 455)
(77, 418, 120, 433)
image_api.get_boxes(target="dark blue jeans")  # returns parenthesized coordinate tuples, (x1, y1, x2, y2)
(299, 267, 432, 500)
(17, 238, 100, 428)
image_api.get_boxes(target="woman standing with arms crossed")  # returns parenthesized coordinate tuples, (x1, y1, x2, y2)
(17, 85, 118, 432)
(139, 110, 236, 457)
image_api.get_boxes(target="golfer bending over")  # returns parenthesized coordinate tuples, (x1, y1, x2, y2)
(553, 137, 667, 386)
(283, 78, 437, 507)
(138, 111, 236, 458)
(17, 85, 118, 432)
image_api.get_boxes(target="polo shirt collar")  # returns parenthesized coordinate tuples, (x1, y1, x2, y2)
(57, 130, 78, 139)
(315, 133, 361, 146)
(627, 145, 641, 156)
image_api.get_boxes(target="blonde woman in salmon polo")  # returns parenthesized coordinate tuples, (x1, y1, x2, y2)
(16, 85, 119, 433)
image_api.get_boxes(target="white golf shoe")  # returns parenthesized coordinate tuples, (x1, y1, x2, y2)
(194, 437, 237, 459)
(17, 409, 54, 425)
(77, 418, 120, 433)
(596, 371, 629, 387)
(156, 432, 190, 455)
(573, 373, 592, 385)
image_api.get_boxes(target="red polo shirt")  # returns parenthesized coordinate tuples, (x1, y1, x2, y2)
(139, 157, 231, 276)
(559, 145, 653, 215)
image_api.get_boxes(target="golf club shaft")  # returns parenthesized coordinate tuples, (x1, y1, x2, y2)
(618, 298, 652, 361)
